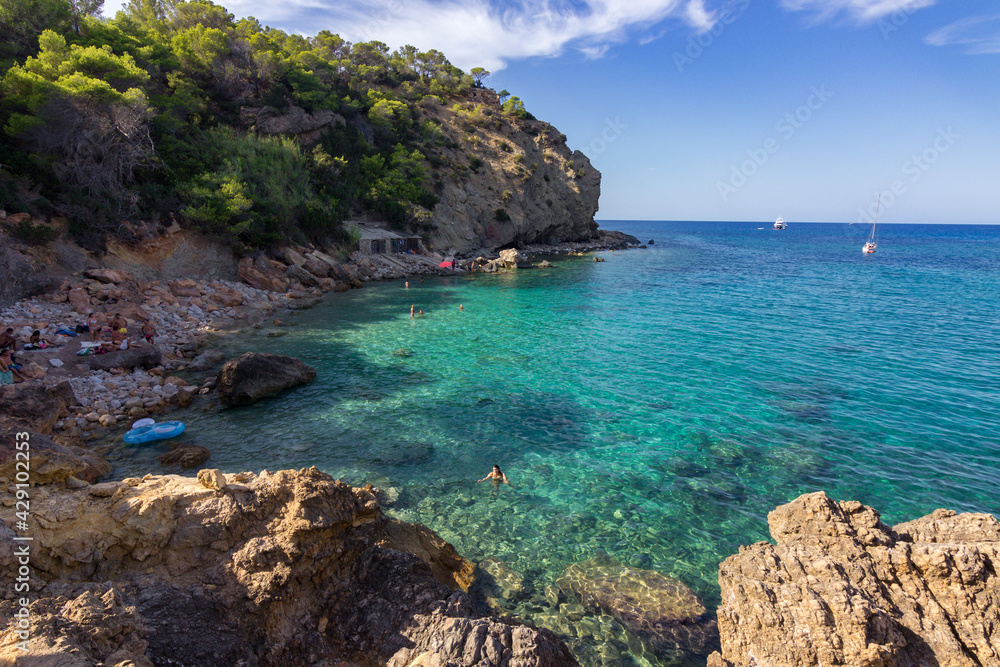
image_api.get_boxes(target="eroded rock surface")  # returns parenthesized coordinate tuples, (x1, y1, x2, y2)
(0, 380, 76, 435)
(0, 427, 110, 484)
(557, 554, 718, 657)
(82, 344, 163, 372)
(709, 491, 1000, 667)
(0, 468, 575, 667)
(215, 352, 316, 406)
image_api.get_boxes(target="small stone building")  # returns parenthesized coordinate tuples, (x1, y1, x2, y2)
(358, 227, 422, 254)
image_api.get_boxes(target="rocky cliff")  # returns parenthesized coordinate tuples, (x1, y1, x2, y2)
(418, 88, 600, 255)
(708, 492, 1000, 667)
(0, 467, 576, 666)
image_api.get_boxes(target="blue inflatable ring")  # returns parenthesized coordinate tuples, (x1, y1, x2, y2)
(123, 420, 186, 444)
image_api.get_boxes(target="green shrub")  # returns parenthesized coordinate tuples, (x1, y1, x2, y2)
(469, 156, 484, 173)
(6, 219, 57, 244)
(494, 208, 510, 222)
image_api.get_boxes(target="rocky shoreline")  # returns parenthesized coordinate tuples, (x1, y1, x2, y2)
(0, 227, 640, 447)
(4, 226, 996, 667)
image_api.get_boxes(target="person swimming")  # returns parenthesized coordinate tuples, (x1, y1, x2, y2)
(478, 465, 509, 485)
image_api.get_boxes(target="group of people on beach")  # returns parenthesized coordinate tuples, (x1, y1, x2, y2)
(0, 311, 160, 385)
(0, 326, 45, 384)
(82, 311, 158, 351)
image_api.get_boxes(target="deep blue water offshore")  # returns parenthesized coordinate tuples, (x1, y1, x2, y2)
(112, 220, 1000, 666)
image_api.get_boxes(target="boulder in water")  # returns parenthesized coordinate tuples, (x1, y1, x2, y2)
(215, 352, 316, 406)
(498, 248, 531, 269)
(557, 555, 717, 656)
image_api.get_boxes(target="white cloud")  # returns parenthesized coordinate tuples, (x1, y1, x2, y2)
(926, 14, 1000, 54)
(105, 0, 720, 71)
(780, 0, 934, 24)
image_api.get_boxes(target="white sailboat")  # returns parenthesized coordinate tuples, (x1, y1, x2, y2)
(863, 196, 879, 254)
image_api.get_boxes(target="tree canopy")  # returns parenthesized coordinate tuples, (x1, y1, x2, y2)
(0, 0, 532, 251)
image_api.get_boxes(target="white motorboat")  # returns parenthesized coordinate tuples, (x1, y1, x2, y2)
(773, 217, 787, 230)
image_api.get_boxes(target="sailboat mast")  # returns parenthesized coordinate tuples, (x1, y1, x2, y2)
(871, 194, 880, 243)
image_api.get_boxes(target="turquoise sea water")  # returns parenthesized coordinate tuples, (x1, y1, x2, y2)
(111, 221, 1000, 666)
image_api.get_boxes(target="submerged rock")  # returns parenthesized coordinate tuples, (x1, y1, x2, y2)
(478, 556, 528, 600)
(709, 492, 1000, 667)
(215, 352, 316, 406)
(557, 554, 717, 656)
(156, 442, 210, 469)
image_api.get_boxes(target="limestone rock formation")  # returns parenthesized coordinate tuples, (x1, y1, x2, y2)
(557, 555, 718, 656)
(237, 256, 289, 293)
(498, 248, 531, 268)
(240, 104, 347, 145)
(0, 427, 110, 484)
(708, 491, 1000, 667)
(0, 467, 575, 667)
(215, 352, 317, 406)
(420, 89, 600, 255)
(0, 380, 76, 434)
(83, 344, 163, 372)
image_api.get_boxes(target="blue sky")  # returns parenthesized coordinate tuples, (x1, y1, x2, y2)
(106, 0, 1000, 223)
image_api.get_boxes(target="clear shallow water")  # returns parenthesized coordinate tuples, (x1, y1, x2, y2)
(110, 221, 1000, 666)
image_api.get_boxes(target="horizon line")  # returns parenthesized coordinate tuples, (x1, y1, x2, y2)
(596, 219, 1000, 226)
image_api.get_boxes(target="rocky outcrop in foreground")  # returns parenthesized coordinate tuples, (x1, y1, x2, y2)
(709, 492, 1000, 667)
(0, 467, 576, 666)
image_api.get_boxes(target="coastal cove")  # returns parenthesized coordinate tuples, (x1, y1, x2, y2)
(105, 220, 1000, 666)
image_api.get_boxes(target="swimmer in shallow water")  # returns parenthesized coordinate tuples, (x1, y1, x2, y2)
(478, 465, 509, 485)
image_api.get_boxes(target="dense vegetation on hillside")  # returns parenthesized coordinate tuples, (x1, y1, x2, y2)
(0, 0, 531, 251)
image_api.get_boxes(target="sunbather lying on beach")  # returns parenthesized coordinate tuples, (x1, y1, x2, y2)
(100, 328, 130, 351)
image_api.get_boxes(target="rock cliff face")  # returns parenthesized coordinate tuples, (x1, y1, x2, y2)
(709, 492, 1000, 667)
(0, 467, 576, 666)
(420, 88, 600, 255)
